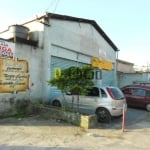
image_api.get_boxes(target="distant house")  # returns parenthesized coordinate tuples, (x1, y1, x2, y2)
(117, 59, 134, 73)
(0, 12, 119, 113)
(117, 59, 150, 87)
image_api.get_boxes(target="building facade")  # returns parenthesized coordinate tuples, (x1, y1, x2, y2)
(0, 13, 119, 112)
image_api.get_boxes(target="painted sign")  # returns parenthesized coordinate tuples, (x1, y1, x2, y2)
(54, 68, 61, 79)
(0, 58, 29, 93)
(92, 57, 113, 70)
(0, 40, 15, 58)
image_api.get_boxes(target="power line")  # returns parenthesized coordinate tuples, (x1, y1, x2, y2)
(45, 0, 60, 13)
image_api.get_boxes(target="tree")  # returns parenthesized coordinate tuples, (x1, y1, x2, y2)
(48, 65, 94, 109)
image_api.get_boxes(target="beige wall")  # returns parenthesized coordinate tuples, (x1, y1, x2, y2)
(117, 59, 134, 73)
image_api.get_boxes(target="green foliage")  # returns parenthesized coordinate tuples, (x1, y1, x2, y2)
(15, 99, 31, 118)
(61, 105, 77, 113)
(31, 100, 45, 107)
(48, 65, 94, 94)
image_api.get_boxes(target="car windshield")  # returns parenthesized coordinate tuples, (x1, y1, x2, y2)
(109, 87, 125, 100)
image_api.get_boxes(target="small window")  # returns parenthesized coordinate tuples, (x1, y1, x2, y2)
(100, 89, 107, 97)
(132, 88, 145, 97)
(109, 87, 124, 99)
(87, 87, 99, 96)
(146, 90, 150, 97)
(122, 88, 132, 95)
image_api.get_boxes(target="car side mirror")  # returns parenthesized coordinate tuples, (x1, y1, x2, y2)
(66, 91, 72, 95)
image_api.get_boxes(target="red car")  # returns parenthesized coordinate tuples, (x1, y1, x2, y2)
(121, 84, 150, 111)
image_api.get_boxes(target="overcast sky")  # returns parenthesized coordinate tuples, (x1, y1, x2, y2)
(0, 0, 150, 66)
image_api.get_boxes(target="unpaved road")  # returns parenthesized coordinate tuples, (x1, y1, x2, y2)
(0, 108, 149, 150)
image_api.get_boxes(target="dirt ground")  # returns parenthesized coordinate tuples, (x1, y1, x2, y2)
(0, 112, 150, 150)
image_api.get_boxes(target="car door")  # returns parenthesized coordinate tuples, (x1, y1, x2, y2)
(130, 88, 146, 108)
(145, 89, 150, 106)
(77, 87, 101, 114)
(122, 87, 133, 106)
(64, 92, 78, 109)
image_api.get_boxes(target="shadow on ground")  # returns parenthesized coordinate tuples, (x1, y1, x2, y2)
(0, 145, 83, 150)
(0, 108, 149, 130)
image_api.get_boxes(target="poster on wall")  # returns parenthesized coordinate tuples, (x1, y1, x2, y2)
(0, 58, 29, 93)
(0, 39, 15, 58)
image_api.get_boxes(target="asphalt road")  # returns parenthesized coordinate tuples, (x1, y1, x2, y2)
(97, 107, 150, 129)
(126, 107, 149, 125)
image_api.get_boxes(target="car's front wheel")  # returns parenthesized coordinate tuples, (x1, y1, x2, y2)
(146, 103, 150, 111)
(96, 107, 111, 123)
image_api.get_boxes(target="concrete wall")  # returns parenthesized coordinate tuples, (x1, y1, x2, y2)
(0, 20, 52, 112)
(0, 43, 44, 113)
(0, 21, 45, 113)
(118, 72, 150, 88)
(48, 19, 116, 62)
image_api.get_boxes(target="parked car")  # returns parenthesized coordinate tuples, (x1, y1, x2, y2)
(50, 86, 126, 123)
(121, 84, 150, 111)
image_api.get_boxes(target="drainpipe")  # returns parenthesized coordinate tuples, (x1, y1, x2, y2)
(115, 50, 119, 87)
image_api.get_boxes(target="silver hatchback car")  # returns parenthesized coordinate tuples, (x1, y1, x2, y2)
(50, 86, 126, 123)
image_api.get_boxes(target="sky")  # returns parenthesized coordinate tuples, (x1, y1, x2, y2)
(0, 0, 150, 67)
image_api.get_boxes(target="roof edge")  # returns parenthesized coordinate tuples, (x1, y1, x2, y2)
(0, 12, 119, 51)
(47, 13, 119, 51)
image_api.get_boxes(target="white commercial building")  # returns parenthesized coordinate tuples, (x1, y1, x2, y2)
(0, 13, 119, 113)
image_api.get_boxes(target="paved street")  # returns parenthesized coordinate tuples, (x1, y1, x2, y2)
(97, 107, 150, 129)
